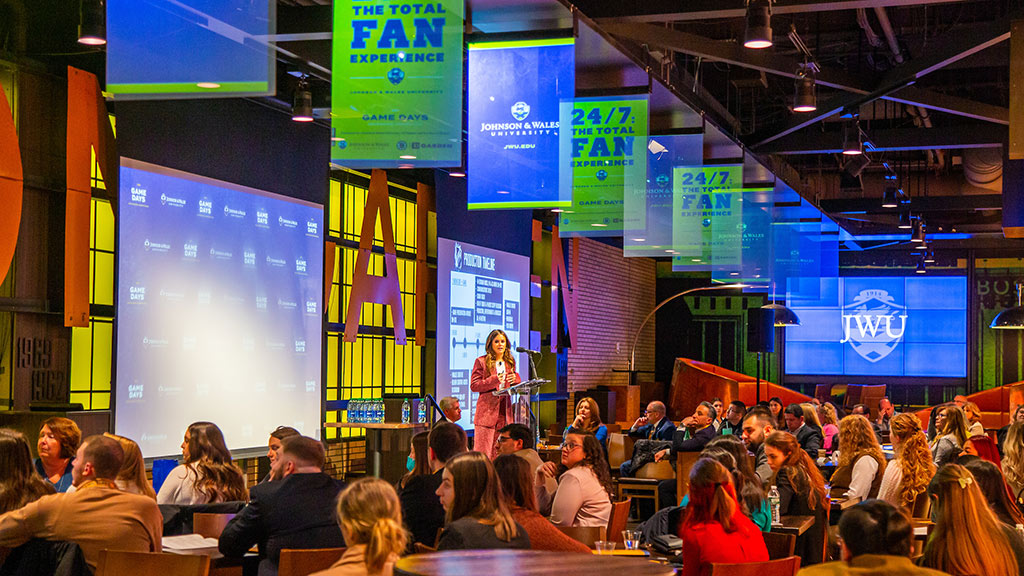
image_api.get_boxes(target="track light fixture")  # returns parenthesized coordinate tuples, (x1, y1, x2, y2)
(793, 69, 816, 112)
(916, 258, 926, 274)
(744, 0, 773, 49)
(924, 249, 936, 264)
(78, 0, 106, 46)
(898, 211, 912, 230)
(292, 76, 313, 122)
(842, 120, 862, 155)
(911, 218, 926, 243)
(881, 185, 899, 208)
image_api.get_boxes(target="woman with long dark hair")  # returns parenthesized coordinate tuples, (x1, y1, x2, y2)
(157, 421, 248, 504)
(535, 433, 612, 527)
(0, 428, 55, 514)
(470, 329, 521, 459)
(932, 406, 970, 468)
(493, 455, 590, 553)
(678, 458, 768, 576)
(397, 431, 430, 492)
(763, 431, 828, 565)
(434, 451, 529, 550)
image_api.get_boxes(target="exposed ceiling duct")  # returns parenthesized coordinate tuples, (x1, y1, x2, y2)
(963, 147, 1004, 191)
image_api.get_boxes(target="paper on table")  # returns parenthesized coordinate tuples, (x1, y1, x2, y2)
(163, 534, 220, 550)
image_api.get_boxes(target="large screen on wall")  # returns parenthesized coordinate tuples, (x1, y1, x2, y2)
(785, 276, 967, 378)
(436, 239, 530, 431)
(116, 159, 323, 458)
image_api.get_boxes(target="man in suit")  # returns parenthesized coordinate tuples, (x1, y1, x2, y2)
(742, 408, 778, 485)
(399, 422, 466, 548)
(784, 403, 823, 459)
(620, 401, 676, 476)
(0, 435, 162, 571)
(655, 401, 717, 506)
(439, 396, 462, 423)
(220, 435, 344, 576)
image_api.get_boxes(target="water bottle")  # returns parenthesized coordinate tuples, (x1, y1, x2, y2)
(1016, 523, 1024, 540)
(402, 398, 411, 424)
(417, 399, 427, 423)
(356, 399, 365, 424)
(375, 399, 384, 423)
(768, 485, 782, 526)
(349, 399, 359, 424)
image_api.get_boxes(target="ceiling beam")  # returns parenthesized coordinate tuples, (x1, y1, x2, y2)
(758, 124, 1006, 154)
(575, 0, 969, 23)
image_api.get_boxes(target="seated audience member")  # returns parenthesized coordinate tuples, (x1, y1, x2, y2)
(740, 408, 778, 485)
(802, 403, 826, 441)
(830, 415, 886, 501)
(768, 397, 784, 423)
(103, 433, 156, 499)
(850, 404, 870, 418)
(962, 401, 985, 437)
(874, 398, 899, 439)
(678, 458, 768, 576)
(718, 401, 747, 436)
(763, 431, 828, 565)
(34, 416, 81, 493)
(536, 433, 613, 527)
(654, 401, 717, 463)
(961, 434, 1000, 466)
(0, 429, 55, 514)
(397, 431, 430, 492)
(931, 405, 969, 469)
(493, 455, 589, 553)
(563, 397, 608, 449)
(960, 458, 1024, 528)
(439, 396, 462, 423)
(311, 478, 407, 576)
(784, 403, 823, 459)
(496, 424, 555, 494)
(682, 440, 770, 531)
(264, 426, 300, 483)
(220, 436, 344, 575)
(711, 398, 725, 431)
(435, 451, 529, 550)
(818, 403, 840, 454)
(157, 421, 248, 505)
(925, 401, 954, 442)
(0, 435, 162, 570)
(1003, 421, 1024, 503)
(796, 500, 946, 576)
(997, 405, 1024, 455)
(400, 422, 466, 547)
(621, 401, 676, 476)
(920, 464, 1020, 576)
(877, 413, 935, 511)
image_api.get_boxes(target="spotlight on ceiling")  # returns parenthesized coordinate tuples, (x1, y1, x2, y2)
(793, 73, 816, 112)
(898, 211, 912, 230)
(744, 0, 773, 49)
(881, 185, 899, 209)
(291, 77, 313, 122)
(78, 0, 106, 46)
(842, 120, 863, 155)
(911, 218, 926, 243)
(924, 249, 936, 264)
(916, 258, 926, 274)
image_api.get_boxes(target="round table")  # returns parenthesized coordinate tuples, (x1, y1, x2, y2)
(394, 550, 676, 576)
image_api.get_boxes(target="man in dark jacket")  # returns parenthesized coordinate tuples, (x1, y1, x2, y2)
(785, 403, 823, 459)
(219, 436, 344, 576)
(398, 422, 466, 548)
(655, 401, 718, 506)
(620, 401, 676, 476)
(741, 408, 778, 486)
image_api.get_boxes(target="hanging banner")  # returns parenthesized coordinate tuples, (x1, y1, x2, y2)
(331, 0, 464, 168)
(467, 38, 574, 210)
(557, 95, 648, 236)
(671, 164, 743, 270)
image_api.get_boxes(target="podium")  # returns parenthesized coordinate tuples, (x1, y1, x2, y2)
(493, 378, 548, 447)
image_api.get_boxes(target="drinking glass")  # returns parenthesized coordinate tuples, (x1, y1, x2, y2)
(595, 540, 616, 554)
(622, 530, 641, 550)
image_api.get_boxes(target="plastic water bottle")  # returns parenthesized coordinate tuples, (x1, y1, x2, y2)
(1016, 523, 1023, 540)
(417, 399, 427, 423)
(402, 398, 411, 424)
(349, 399, 359, 424)
(375, 399, 384, 423)
(769, 485, 782, 525)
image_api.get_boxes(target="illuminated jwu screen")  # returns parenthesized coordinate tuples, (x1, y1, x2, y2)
(116, 159, 323, 458)
(785, 276, 967, 377)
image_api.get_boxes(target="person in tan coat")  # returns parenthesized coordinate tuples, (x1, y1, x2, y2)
(0, 434, 162, 570)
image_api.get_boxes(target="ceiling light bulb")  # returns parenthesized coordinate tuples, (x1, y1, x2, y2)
(793, 75, 816, 112)
(743, 1, 773, 49)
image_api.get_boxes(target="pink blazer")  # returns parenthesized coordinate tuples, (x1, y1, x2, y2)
(470, 356, 521, 429)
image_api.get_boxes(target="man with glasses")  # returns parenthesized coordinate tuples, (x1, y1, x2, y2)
(497, 423, 557, 493)
(718, 400, 747, 436)
(620, 401, 676, 477)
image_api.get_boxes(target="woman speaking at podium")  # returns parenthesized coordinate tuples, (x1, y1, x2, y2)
(471, 329, 521, 459)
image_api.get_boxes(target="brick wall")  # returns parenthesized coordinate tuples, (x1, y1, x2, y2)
(566, 238, 656, 421)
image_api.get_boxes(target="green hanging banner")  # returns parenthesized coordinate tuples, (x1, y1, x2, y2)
(331, 0, 464, 168)
(671, 164, 743, 269)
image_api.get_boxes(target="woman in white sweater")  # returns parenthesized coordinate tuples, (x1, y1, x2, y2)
(157, 421, 248, 505)
(535, 432, 612, 527)
(877, 413, 935, 511)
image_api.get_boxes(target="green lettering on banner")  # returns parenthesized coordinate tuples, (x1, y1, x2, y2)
(671, 165, 743, 268)
(331, 1, 464, 168)
(557, 96, 648, 236)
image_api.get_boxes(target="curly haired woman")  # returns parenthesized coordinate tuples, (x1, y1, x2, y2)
(829, 415, 886, 500)
(877, 413, 935, 512)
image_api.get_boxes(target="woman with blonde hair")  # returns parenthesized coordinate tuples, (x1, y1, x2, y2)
(920, 464, 1020, 576)
(158, 421, 248, 504)
(818, 403, 840, 453)
(103, 432, 156, 499)
(830, 415, 886, 500)
(312, 478, 407, 576)
(563, 396, 608, 449)
(435, 451, 529, 550)
(962, 401, 985, 436)
(877, 413, 935, 511)
(1002, 421, 1024, 503)
(932, 406, 970, 468)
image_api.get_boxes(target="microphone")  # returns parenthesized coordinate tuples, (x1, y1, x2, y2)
(516, 346, 541, 355)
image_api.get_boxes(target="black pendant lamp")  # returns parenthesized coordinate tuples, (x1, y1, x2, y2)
(991, 283, 1024, 329)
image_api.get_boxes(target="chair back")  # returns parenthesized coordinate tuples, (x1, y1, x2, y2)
(606, 433, 629, 469)
(910, 491, 931, 519)
(556, 525, 607, 548)
(277, 548, 346, 576)
(708, 556, 801, 576)
(606, 498, 632, 542)
(636, 460, 675, 480)
(675, 451, 701, 502)
(762, 532, 796, 560)
(192, 512, 235, 539)
(95, 550, 210, 576)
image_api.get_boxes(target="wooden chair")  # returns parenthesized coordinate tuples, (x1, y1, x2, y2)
(617, 460, 674, 512)
(910, 491, 931, 519)
(95, 550, 210, 576)
(606, 498, 632, 543)
(192, 512, 236, 539)
(675, 451, 701, 502)
(413, 542, 437, 554)
(708, 556, 801, 576)
(763, 532, 796, 560)
(606, 433, 630, 471)
(278, 547, 346, 576)
(556, 525, 607, 548)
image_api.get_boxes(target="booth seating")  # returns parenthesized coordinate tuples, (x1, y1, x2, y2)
(913, 380, 1024, 431)
(668, 358, 812, 421)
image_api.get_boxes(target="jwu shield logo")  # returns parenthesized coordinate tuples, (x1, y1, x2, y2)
(510, 101, 530, 121)
(453, 242, 463, 270)
(840, 289, 908, 363)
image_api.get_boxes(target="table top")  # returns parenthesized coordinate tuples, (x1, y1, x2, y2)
(324, 422, 429, 430)
(830, 496, 862, 510)
(771, 515, 815, 536)
(394, 550, 677, 576)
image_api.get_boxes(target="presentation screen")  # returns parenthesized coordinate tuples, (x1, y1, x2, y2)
(436, 239, 530, 431)
(116, 159, 323, 458)
(785, 276, 967, 378)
